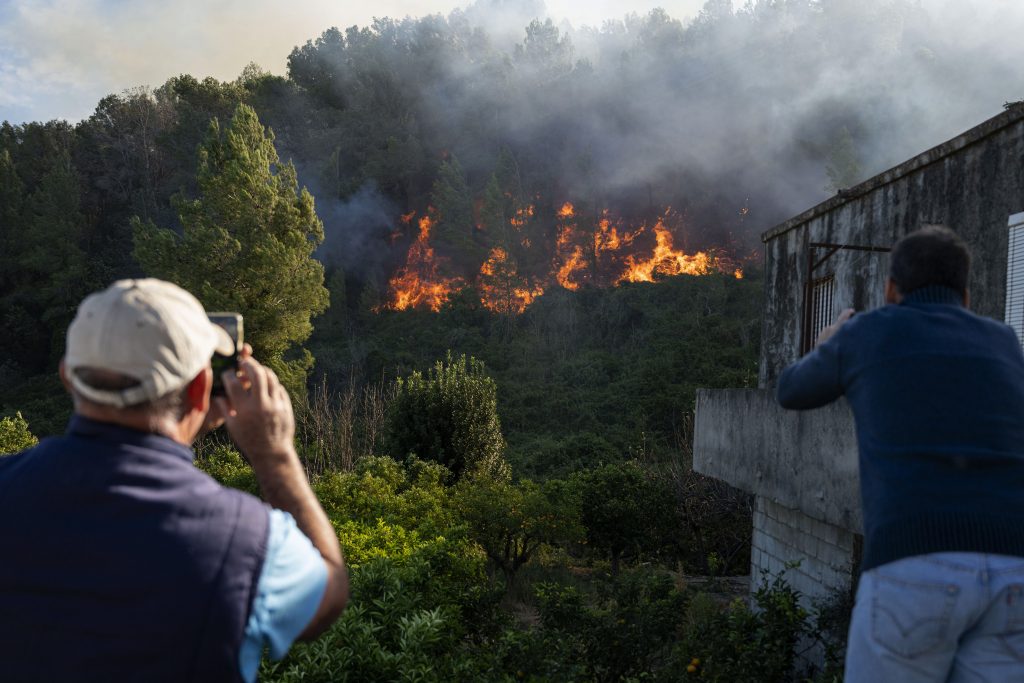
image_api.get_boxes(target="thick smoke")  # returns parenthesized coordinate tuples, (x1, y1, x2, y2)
(281, 0, 1024, 278)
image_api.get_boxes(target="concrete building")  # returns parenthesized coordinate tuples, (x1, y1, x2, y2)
(693, 105, 1024, 604)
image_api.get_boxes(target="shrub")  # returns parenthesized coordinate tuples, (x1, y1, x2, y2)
(454, 472, 583, 588)
(385, 353, 509, 480)
(573, 461, 679, 574)
(667, 571, 815, 683)
(195, 442, 260, 495)
(313, 456, 457, 540)
(0, 412, 38, 455)
(260, 558, 485, 683)
(496, 570, 687, 682)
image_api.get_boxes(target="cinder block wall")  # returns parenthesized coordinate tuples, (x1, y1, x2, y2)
(750, 496, 856, 602)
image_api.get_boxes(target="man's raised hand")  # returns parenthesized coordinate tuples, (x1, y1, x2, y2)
(815, 308, 856, 347)
(216, 355, 296, 467)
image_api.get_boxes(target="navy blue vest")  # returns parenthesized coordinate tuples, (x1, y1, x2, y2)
(0, 416, 269, 682)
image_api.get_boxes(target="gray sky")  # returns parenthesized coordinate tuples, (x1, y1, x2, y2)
(0, 0, 708, 124)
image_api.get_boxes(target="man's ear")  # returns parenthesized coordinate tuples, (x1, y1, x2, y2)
(58, 359, 72, 394)
(885, 278, 902, 305)
(185, 367, 213, 415)
(963, 288, 971, 309)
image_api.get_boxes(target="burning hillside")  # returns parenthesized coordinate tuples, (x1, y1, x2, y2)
(385, 211, 465, 311)
(385, 202, 748, 314)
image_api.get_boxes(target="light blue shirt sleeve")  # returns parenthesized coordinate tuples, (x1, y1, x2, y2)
(238, 509, 328, 683)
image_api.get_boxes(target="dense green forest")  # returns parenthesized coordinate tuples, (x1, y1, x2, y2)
(3, 0, 1018, 679)
(3, 0, 1014, 441)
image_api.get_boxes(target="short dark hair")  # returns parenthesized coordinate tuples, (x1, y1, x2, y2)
(889, 225, 971, 296)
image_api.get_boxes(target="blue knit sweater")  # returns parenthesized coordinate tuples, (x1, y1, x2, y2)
(778, 286, 1024, 571)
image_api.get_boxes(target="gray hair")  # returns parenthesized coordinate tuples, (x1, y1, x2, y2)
(71, 367, 189, 423)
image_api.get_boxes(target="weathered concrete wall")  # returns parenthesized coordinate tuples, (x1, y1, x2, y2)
(752, 498, 856, 601)
(694, 388, 861, 532)
(694, 109, 1024, 608)
(759, 109, 1024, 385)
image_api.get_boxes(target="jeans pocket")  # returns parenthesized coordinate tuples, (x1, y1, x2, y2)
(870, 574, 960, 658)
(998, 584, 1024, 662)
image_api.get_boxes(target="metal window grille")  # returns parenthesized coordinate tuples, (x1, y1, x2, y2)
(809, 274, 835, 348)
(800, 242, 890, 356)
(1005, 212, 1024, 345)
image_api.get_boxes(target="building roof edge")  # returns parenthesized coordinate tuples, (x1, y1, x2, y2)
(761, 106, 1024, 243)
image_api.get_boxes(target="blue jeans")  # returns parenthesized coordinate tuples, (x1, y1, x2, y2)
(845, 553, 1024, 683)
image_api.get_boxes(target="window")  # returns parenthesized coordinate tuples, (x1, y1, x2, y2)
(800, 242, 890, 356)
(1005, 212, 1024, 344)
(808, 274, 835, 350)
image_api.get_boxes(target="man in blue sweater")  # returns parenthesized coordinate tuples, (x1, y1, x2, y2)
(778, 226, 1024, 682)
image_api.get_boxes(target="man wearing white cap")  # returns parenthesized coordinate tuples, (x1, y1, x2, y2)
(0, 279, 348, 682)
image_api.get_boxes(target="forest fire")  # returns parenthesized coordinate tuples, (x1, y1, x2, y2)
(385, 212, 464, 311)
(478, 247, 545, 314)
(555, 245, 587, 291)
(617, 219, 714, 283)
(384, 203, 746, 313)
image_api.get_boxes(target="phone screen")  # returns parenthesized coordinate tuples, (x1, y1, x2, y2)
(207, 313, 243, 396)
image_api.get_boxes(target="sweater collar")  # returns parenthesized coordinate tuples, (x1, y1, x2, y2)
(899, 285, 966, 308)
(66, 414, 196, 463)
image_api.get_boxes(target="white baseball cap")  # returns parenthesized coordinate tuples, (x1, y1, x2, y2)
(64, 279, 235, 408)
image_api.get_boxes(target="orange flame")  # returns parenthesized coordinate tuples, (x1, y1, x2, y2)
(510, 204, 535, 229)
(556, 246, 586, 291)
(554, 203, 588, 290)
(479, 247, 544, 313)
(618, 219, 715, 283)
(594, 212, 639, 255)
(385, 213, 464, 311)
(387, 203, 745, 315)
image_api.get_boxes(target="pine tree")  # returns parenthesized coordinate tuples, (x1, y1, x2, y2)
(0, 149, 23, 259)
(1, 147, 89, 370)
(479, 174, 508, 240)
(430, 155, 480, 268)
(133, 103, 329, 395)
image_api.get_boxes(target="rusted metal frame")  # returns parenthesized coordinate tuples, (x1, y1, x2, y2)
(800, 242, 892, 354)
(802, 246, 817, 354)
(811, 245, 842, 272)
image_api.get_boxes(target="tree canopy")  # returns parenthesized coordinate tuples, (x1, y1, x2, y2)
(385, 353, 508, 480)
(133, 103, 329, 392)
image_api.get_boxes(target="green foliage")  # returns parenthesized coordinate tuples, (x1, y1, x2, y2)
(0, 373, 71, 438)
(195, 442, 260, 495)
(313, 456, 457, 542)
(430, 156, 480, 268)
(573, 461, 680, 574)
(496, 570, 687, 682)
(454, 472, 583, 586)
(0, 128, 90, 378)
(668, 572, 816, 683)
(340, 273, 762, 478)
(0, 412, 38, 455)
(260, 558, 485, 683)
(133, 103, 329, 394)
(385, 353, 509, 480)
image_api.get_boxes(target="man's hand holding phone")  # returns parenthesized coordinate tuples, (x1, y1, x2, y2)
(215, 354, 297, 469)
(815, 308, 856, 347)
(202, 343, 251, 434)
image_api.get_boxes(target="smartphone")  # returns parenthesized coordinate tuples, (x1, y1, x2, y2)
(207, 313, 243, 396)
